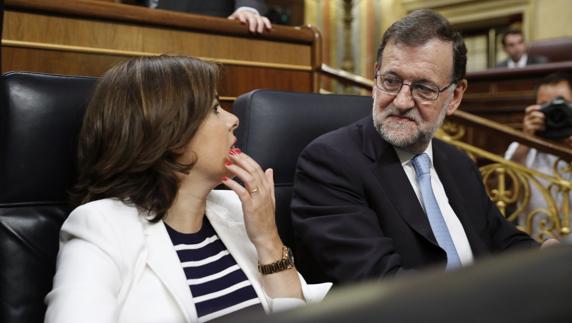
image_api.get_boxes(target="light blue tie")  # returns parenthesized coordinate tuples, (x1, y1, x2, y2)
(411, 153, 461, 269)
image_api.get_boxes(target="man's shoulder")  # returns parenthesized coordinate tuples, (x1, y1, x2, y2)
(433, 138, 474, 165)
(495, 59, 509, 68)
(303, 116, 371, 154)
(528, 55, 549, 65)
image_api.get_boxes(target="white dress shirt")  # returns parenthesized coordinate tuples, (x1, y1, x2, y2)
(507, 54, 528, 68)
(394, 143, 474, 266)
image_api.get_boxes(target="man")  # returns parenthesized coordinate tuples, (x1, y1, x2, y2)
(505, 72, 572, 237)
(496, 29, 548, 68)
(291, 9, 546, 285)
(141, 0, 272, 34)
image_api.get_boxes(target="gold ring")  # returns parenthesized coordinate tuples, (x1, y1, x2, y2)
(250, 187, 259, 194)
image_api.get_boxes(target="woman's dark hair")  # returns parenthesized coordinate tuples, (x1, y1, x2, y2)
(375, 9, 467, 84)
(72, 55, 219, 222)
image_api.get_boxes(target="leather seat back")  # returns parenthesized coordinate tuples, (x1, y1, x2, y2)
(0, 72, 96, 323)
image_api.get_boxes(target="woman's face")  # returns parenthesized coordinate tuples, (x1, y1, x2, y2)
(181, 99, 239, 181)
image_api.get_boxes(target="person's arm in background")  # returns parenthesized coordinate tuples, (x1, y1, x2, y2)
(507, 104, 545, 164)
(229, 0, 272, 34)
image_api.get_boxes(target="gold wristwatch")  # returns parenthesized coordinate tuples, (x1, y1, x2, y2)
(257, 245, 295, 275)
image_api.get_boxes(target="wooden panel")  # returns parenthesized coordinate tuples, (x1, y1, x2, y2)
(1, 0, 322, 94)
(3, 47, 313, 96)
(3, 11, 312, 66)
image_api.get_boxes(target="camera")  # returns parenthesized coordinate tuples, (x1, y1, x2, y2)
(537, 96, 572, 140)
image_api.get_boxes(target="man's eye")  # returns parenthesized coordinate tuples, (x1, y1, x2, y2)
(414, 84, 436, 94)
(382, 78, 402, 89)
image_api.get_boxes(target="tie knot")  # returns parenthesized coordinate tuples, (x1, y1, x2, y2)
(412, 153, 431, 176)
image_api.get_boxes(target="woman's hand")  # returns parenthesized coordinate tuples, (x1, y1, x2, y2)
(221, 148, 282, 255)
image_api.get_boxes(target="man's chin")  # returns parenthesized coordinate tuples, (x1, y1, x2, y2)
(380, 129, 419, 148)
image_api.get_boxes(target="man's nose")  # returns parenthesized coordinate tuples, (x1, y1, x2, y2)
(392, 83, 415, 110)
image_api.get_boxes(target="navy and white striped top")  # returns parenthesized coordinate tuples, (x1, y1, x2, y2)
(165, 218, 264, 322)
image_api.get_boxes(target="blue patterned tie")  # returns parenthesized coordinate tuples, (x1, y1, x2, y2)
(411, 153, 461, 269)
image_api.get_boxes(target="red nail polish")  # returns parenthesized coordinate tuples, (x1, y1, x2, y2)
(233, 148, 241, 154)
(221, 176, 228, 181)
(225, 161, 233, 166)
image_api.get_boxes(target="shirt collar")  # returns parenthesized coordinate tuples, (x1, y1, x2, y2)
(508, 54, 528, 68)
(394, 141, 434, 168)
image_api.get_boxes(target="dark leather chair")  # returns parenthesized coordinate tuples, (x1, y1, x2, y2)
(233, 89, 372, 282)
(0, 72, 96, 323)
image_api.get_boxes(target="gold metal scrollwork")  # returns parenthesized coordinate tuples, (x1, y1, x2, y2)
(437, 121, 571, 242)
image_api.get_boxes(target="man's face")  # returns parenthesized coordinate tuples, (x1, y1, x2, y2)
(503, 34, 526, 62)
(372, 39, 467, 153)
(537, 81, 572, 105)
(537, 80, 572, 148)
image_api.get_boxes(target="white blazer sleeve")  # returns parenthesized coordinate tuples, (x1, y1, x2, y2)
(44, 205, 124, 323)
(268, 273, 332, 312)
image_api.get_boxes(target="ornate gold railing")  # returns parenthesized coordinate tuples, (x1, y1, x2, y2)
(437, 122, 572, 242)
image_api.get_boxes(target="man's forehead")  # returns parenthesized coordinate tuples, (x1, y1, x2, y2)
(506, 34, 523, 43)
(379, 39, 454, 81)
(538, 81, 572, 102)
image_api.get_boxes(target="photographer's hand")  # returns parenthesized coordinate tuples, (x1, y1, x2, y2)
(510, 105, 546, 165)
(523, 104, 545, 135)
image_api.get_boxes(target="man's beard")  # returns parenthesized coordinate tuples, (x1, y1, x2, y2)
(373, 100, 449, 153)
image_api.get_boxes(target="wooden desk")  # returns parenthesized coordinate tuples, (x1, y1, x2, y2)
(1, 0, 322, 105)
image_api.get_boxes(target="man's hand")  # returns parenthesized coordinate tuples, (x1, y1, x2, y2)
(541, 238, 560, 248)
(228, 8, 272, 34)
(522, 104, 545, 136)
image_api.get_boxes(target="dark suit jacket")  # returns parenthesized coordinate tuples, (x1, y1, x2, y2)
(291, 116, 538, 284)
(154, 0, 267, 17)
(495, 54, 549, 68)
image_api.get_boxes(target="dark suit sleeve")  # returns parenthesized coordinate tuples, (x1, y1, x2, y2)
(292, 140, 408, 283)
(528, 55, 549, 65)
(495, 59, 509, 68)
(235, 0, 267, 14)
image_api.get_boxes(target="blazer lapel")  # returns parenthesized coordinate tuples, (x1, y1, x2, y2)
(361, 118, 439, 247)
(205, 193, 271, 313)
(432, 141, 482, 255)
(144, 221, 196, 323)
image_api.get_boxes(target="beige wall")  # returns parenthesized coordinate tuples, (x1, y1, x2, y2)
(395, 0, 572, 41)
(531, 0, 572, 40)
(380, 0, 406, 33)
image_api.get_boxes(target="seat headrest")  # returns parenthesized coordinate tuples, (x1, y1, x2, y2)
(0, 72, 97, 204)
(233, 89, 372, 184)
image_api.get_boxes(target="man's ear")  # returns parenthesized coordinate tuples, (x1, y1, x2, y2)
(446, 79, 468, 116)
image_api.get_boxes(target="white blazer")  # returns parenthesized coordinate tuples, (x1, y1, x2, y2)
(45, 190, 331, 323)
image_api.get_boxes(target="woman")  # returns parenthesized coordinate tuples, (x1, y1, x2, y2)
(44, 55, 331, 323)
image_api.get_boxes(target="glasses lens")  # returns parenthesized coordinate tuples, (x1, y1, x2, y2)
(378, 75, 402, 93)
(411, 83, 439, 101)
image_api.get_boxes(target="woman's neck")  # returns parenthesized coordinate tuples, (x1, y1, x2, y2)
(164, 178, 213, 234)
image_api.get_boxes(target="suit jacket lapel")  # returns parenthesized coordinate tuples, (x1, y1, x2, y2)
(360, 118, 439, 247)
(432, 141, 482, 255)
(205, 193, 271, 313)
(144, 221, 195, 323)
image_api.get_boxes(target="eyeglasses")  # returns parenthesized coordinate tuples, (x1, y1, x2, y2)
(375, 73, 455, 101)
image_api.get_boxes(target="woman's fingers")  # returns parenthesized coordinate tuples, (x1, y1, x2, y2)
(265, 168, 276, 206)
(221, 176, 251, 200)
(227, 149, 268, 189)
